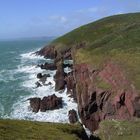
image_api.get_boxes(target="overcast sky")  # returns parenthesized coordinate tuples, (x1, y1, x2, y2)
(0, 0, 140, 39)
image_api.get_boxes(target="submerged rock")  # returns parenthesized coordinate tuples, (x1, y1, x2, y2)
(37, 73, 47, 84)
(35, 81, 42, 88)
(45, 82, 52, 86)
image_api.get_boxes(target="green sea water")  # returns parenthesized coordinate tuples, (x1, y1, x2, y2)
(0, 39, 48, 118)
(0, 39, 77, 122)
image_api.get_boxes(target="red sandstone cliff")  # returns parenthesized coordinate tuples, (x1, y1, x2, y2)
(74, 62, 140, 132)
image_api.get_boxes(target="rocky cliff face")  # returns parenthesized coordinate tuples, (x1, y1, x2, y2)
(74, 63, 140, 132)
(37, 45, 140, 133)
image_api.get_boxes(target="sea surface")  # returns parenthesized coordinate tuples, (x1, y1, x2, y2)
(0, 39, 77, 122)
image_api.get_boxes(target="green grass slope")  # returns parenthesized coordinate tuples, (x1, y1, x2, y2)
(0, 119, 86, 140)
(51, 13, 140, 90)
(97, 120, 140, 140)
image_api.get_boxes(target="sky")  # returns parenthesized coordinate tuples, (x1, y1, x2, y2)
(0, 0, 140, 39)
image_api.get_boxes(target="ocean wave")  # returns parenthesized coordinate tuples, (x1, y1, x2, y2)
(10, 49, 77, 123)
(10, 88, 77, 123)
(0, 69, 17, 82)
(20, 50, 45, 60)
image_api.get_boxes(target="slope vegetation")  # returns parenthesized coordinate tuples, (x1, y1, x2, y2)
(51, 13, 140, 90)
(0, 119, 87, 140)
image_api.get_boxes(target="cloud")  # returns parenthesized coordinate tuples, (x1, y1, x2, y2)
(49, 15, 68, 23)
(88, 7, 98, 12)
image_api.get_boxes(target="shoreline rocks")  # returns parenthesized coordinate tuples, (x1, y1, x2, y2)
(29, 97, 41, 113)
(37, 73, 47, 84)
(68, 109, 78, 124)
(28, 94, 63, 113)
(39, 63, 57, 70)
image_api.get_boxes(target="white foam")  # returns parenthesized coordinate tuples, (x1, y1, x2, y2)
(64, 67, 72, 73)
(10, 50, 78, 123)
(64, 60, 73, 65)
(17, 65, 43, 74)
(20, 50, 45, 60)
(11, 89, 77, 123)
(0, 69, 17, 82)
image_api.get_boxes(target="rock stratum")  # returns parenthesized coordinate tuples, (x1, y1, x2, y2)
(37, 12, 140, 137)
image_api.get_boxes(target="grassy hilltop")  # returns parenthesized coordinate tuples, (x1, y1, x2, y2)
(51, 13, 140, 90)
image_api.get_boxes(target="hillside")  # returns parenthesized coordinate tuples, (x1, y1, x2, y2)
(51, 12, 140, 90)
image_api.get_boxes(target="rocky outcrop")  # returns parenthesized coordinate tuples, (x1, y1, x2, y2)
(37, 73, 48, 84)
(28, 94, 62, 113)
(74, 63, 140, 132)
(54, 61, 66, 91)
(40, 94, 62, 112)
(39, 63, 57, 70)
(61, 48, 72, 59)
(68, 109, 78, 124)
(65, 72, 77, 100)
(36, 45, 57, 59)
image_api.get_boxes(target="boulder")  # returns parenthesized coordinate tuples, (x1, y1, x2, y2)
(40, 94, 62, 112)
(68, 109, 78, 124)
(37, 73, 47, 84)
(37, 73, 42, 79)
(40, 63, 57, 70)
(28, 98, 41, 113)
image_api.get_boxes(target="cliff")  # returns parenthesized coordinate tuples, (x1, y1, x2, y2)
(37, 13, 140, 137)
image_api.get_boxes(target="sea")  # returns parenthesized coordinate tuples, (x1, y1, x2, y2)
(0, 39, 77, 123)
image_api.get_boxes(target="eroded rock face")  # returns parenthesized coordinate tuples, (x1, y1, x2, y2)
(68, 109, 78, 124)
(74, 63, 140, 132)
(28, 94, 62, 113)
(54, 62, 66, 91)
(36, 45, 57, 59)
(65, 72, 77, 101)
